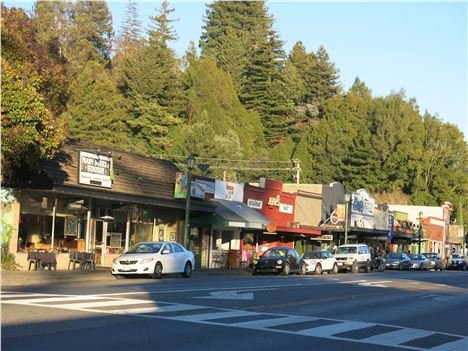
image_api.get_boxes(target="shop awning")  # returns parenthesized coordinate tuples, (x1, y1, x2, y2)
(276, 226, 321, 236)
(190, 199, 271, 230)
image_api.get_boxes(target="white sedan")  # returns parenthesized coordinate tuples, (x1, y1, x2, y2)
(302, 251, 338, 274)
(111, 242, 195, 279)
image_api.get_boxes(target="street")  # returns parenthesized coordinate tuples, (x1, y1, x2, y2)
(2, 270, 467, 351)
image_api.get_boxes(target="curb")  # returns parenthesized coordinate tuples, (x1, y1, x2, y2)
(1, 269, 252, 287)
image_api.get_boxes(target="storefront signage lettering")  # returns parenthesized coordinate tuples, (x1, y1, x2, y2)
(247, 198, 263, 209)
(268, 196, 280, 206)
(228, 221, 246, 228)
(79, 151, 112, 188)
(318, 235, 333, 241)
(279, 203, 293, 214)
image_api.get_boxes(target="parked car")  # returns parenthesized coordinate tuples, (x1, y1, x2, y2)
(111, 241, 195, 279)
(334, 244, 372, 273)
(447, 253, 466, 270)
(422, 253, 444, 271)
(408, 254, 430, 270)
(384, 253, 411, 270)
(302, 251, 338, 275)
(252, 246, 305, 275)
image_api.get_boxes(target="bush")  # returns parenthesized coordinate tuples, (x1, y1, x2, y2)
(1, 220, 20, 271)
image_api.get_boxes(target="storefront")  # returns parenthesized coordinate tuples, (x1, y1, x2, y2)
(5, 141, 214, 269)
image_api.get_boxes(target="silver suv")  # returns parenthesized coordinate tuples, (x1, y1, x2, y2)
(334, 244, 372, 273)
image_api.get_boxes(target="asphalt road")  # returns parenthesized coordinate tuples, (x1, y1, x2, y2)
(2, 270, 467, 351)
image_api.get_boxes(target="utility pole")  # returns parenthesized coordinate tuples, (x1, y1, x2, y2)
(292, 159, 301, 185)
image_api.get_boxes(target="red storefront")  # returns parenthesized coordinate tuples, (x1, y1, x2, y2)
(242, 179, 320, 258)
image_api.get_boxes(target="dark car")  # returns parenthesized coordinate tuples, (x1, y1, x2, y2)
(422, 253, 443, 271)
(409, 254, 430, 270)
(385, 253, 411, 270)
(252, 246, 305, 275)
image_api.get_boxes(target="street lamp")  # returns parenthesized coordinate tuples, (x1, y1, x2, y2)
(184, 155, 196, 250)
(344, 192, 351, 245)
(418, 211, 424, 254)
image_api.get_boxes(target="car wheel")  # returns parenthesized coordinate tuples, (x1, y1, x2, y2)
(299, 264, 307, 275)
(151, 262, 163, 279)
(282, 264, 290, 275)
(314, 264, 322, 275)
(182, 261, 192, 278)
(331, 264, 338, 274)
(351, 261, 359, 273)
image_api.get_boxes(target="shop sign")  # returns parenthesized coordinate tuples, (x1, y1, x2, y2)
(174, 172, 188, 199)
(109, 232, 122, 248)
(279, 203, 293, 214)
(215, 180, 244, 202)
(79, 151, 112, 188)
(228, 221, 246, 228)
(351, 189, 375, 216)
(247, 198, 263, 209)
(318, 235, 333, 241)
(387, 214, 394, 242)
(268, 195, 280, 206)
(192, 178, 215, 198)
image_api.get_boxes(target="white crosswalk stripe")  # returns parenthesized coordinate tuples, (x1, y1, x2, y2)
(2, 291, 467, 351)
(360, 328, 434, 346)
(298, 320, 372, 337)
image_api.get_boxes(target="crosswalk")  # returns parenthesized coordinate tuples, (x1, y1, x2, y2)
(2, 291, 467, 350)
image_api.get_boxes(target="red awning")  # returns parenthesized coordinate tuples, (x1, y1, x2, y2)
(276, 226, 321, 235)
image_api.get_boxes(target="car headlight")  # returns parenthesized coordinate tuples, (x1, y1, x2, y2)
(112, 258, 117, 264)
(140, 257, 154, 264)
(276, 259, 283, 265)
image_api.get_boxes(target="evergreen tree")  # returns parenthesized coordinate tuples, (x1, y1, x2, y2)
(200, 1, 294, 145)
(120, 0, 141, 45)
(117, 0, 182, 155)
(114, 0, 143, 65)
(171, 58, 267, 179)
(309, 46, 341, 111)
(63, 61, 131, 151)
(67, 0, 114, 69)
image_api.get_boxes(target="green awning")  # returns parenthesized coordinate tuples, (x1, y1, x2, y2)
(190, 199, 271, 229)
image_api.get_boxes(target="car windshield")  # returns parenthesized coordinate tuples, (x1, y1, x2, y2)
(303, 252, 320, 259)
(262, 248, 288, 258)
(451, 254, 462, 259)
(410, 254, 423, 260)
(336, 247, 357, 254)
(386, 253, 402, 259)
(127, 243, 162, 254)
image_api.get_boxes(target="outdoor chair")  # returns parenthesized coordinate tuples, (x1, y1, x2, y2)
(27, 251, 41, 271)
(40, 252, 57, 270)
(68, 250, 83, 270)
(82, 252, 96, 271)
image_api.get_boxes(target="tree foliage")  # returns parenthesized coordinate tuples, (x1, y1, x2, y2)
(2, 2, 467, 221)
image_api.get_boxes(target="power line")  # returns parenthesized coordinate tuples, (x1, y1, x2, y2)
(155, 154, 293, 164)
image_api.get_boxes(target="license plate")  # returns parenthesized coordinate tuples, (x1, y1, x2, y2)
(338, 262, 343, 266)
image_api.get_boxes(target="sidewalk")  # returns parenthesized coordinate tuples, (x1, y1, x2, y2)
(1, 268, 251, 287)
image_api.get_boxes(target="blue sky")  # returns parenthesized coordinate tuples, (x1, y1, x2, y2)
(6, 1, 467, 137)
